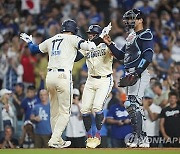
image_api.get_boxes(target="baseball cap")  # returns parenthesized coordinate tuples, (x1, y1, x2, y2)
(0, 89, 12, 97)
(14, 82, 24, 88)
(172, 7, 179, 14)
(144, 92, 154, 99)
(73, 88, 80, 96)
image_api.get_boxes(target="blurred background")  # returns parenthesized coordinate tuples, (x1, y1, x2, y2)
(0, 0, 180, 149)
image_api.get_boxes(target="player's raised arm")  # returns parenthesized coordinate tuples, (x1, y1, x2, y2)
(103, 34, 125, 60)
(20, 33, 41, 54)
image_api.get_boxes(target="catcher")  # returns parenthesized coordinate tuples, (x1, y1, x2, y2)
(103, 9, 153, 148)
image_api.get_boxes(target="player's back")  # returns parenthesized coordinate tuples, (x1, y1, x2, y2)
(39, 34, 82, 71)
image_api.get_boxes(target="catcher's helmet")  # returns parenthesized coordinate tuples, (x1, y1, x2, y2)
(123, 9, 144, 33)
(61, 19, 79, 35)
(87, 25, 102, 34)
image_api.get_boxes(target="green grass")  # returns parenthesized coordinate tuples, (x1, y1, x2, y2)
(0, 148, 180, 154)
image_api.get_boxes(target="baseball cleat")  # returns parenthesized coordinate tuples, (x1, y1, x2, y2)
(86, 137, 94, 148)
(138, 136, 150, 148)
(92, 137, 101, 148)
(48, 141, 71, 148)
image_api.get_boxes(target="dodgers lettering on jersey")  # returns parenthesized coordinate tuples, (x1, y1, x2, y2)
(80, 43, 113, 76)
(39, 34, 83, 71)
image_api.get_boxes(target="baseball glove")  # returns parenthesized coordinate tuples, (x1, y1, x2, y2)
(118, 72, 139, 87)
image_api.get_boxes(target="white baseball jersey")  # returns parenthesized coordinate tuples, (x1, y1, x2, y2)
(80, 43, 113, 76)
(39, 34, 83, 71)
(81, 43, 114, 114)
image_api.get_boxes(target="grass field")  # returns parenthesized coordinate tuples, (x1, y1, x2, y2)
(0, 148, 180, 154)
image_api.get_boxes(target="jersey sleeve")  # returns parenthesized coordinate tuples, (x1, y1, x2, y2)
(39, 40, 48, 53)
(79, 49, 87, 56)
(71, 35, 84, 49)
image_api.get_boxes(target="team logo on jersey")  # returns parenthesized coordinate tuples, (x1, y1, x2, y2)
(39, 107, 48, 120)
(87, 49, 106, 59)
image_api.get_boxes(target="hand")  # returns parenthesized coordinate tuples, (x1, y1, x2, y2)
(103, 34, 112, 45)
(99, 22, 112, 38)
(34, 116, 41, 122)
(5, 135, 10, 141)
(164, 135, 171, 141)
(20, 33, 32, 43)
(123, 119, 131, 124)
(118, 120, 124, 126)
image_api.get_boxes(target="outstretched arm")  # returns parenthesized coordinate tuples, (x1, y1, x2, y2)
(20, 33, 41, 54)
(103, 35, 125, 60)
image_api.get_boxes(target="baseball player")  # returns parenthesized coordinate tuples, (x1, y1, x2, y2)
(103, 9, 154, 148)
(20, 19, 97, 148)
(75, 25, 114, 148)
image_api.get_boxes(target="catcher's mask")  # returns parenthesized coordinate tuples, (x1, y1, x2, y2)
(87, 25, 102, 41)
(123, 9, 143, 33)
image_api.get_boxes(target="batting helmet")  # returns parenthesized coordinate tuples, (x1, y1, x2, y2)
(61, 19, 79, 35)
(87, 25, 102, 34)
(123, 9, 144, 33)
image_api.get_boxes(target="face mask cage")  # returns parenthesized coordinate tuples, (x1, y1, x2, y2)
(123, 9, 140, 33)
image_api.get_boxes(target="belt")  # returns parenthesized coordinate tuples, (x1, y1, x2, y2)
(91, 74, 111, 79)
(48, 69, 64, 72)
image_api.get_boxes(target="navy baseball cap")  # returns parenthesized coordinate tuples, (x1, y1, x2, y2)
(14, 82, 24, 88)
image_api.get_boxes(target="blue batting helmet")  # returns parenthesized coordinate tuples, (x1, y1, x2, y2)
(61, 19, 79, 35)
(87, 25, 102, 34)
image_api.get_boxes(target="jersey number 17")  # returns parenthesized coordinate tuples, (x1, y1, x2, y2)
(51, 39, 63, 56)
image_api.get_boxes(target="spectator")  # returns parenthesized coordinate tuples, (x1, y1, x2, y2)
(12, 82, 25, 121)
(20, 46, 36, 89)
(21, 85, 40, 121)
(0, 89, 16, 131)
(152, 82, 169, 108)
(66, 88, 86, 148)
(106, 93, 132, 148)
(30, 89, 51, 148)
(143, 91, 162, 147)
(0, 126, 19, 148)
(159, 91, 180, 147)
(138, 0, 154, 15)
(19, 120, 34, 148)
(4, 56, 24, 90)
(12, 82, 25, 138)
(0, 42, 9, 89)
(154, 48, 174, 80)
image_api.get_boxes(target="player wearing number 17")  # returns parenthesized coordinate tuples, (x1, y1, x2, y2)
(20, 19, 97, 148)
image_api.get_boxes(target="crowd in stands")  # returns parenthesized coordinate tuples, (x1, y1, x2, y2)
(0, 0, 180, 148)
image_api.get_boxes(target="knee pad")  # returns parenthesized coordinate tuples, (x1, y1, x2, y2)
(82, 114, 92, 132)
(95, 111, 104, 130)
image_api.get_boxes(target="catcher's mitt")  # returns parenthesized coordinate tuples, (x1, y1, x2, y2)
(118, 73, 139, 87)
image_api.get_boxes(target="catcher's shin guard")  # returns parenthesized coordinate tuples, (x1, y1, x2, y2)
(95, 111, 104, 130)
(82, 114, 92, 132)
(124, 95, 143, 137)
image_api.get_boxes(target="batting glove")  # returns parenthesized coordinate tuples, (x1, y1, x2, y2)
(20, 33, 33, 43)
(99, 22, 112, 38)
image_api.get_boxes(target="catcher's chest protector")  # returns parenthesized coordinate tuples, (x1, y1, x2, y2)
(124, 32, 141, 66)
